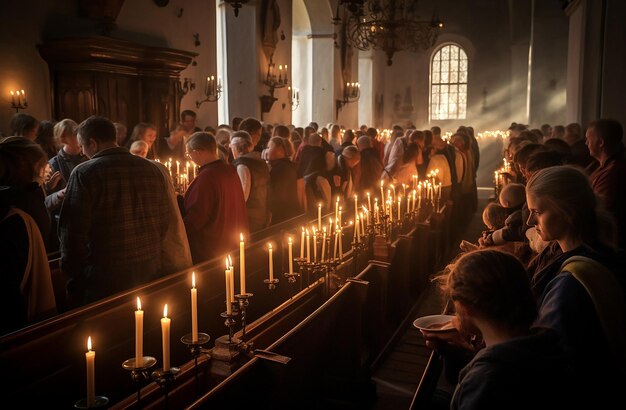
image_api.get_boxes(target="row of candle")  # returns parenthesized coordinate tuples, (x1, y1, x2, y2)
(10, 89, 27, 107)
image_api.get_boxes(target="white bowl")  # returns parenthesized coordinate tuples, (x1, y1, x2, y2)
(413, 314, 456, 333)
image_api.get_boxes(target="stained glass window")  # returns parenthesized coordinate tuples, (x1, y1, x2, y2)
(430, 44, 468, 120)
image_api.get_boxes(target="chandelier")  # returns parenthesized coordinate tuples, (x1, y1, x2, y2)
(337, 0, 444, 66)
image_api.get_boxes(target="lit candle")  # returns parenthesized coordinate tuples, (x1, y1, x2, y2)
(300, 227, 305, 258)
(374, 199, 379, 224)
(312, 227, 317, 262)
(239, 233, 246, 294)
(135, 297, 143, 365)
(338, 226, 343, 258)
(360, 212, 365, 235)
(306, 229, 310, 263)
(225, 258, 232, 315)
(335, 197, 339, 222)
(86, 336, 95, 407)
(354, 194, 359, 224)
(10, 90, 15, 106)
(268, 243, 274, 281)
(191, 272, 198, 342)
(354, 218, 359, 242)
(228, 255, 234, 301)
(161, 304, 170, 372)
(321, 227, 327, 261)
(333, 226, 339, 259)
(380, 180, 385, 205)
(288, 237, 293, 274)
(328, 217, 333, 236)
(398, 197, 401, 220)
(367, 192, 372, 214)
(176, 160, 180, 176)
(339, 206, 342, 228)
(318, 203, 322, 231)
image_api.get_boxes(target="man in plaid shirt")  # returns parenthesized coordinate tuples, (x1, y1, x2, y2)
(58, 116, 171, 305)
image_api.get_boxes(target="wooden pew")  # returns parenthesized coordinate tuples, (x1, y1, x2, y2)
(0, 215, 315, 407)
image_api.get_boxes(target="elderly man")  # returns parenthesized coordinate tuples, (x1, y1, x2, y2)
(585, 118, 626, 247)
(230, 130, 270, 232)
(184, 132, 249, 263)
(58, 116, 171, 305)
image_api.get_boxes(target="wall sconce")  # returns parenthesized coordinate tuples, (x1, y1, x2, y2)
(179, 77, 196, 96)
(196, 75, 222, 108)
(10, 90, 28, 113)
(224, 0, 250, 17)
(288, 86, 300, 111)
(335, 82, 360, 119)
(260, 56, 289, 117)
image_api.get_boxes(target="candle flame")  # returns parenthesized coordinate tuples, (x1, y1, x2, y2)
(380, 180, 384, 187)
(163, 304, 168, 318)
(228, 255, 233, 267)
(288, 237, 292, 244)
(225, 258, 230, 270)
(323, 226, 327, 233)
(268, 242, 272, 250)
(137, 297, 141, 310)
(87, 336, 92, 351)
(192, 271, 196, 288)
(240, 233, 244, 242)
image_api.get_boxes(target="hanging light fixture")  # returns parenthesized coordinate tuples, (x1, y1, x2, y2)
(337, 0, 444, 66)
(224, 0, 250, 17)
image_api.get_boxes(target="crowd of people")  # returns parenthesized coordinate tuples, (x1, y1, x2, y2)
(2, 110, 626, 408)
(422, 119, 626, 408)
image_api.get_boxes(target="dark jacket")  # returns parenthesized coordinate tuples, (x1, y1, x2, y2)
(233, 154, 270, 232)
(269, 158, 301, 224)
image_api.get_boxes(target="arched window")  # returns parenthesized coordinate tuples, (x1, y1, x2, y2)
(430, 44, 468, 120)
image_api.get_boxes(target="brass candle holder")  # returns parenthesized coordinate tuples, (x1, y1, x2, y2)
(234, 293, 253, 341)
(180, 332, 211, 397)
(122, 355, 157, 407)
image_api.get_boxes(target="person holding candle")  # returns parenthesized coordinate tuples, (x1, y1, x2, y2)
(184, 132, 249, 264)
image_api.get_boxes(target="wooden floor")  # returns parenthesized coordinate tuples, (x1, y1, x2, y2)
(368, 188, 493, 409)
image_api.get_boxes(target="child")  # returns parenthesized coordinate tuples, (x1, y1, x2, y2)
(480, 183, 529, 246)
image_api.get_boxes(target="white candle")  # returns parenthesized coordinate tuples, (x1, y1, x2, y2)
(321, 227, 327, 261)
(268, 243, 274, 281)
(306, 229, 310, 263)
(312, 227, 317, 262)
(191, 272, 198, 342)
(380, 180, 385, 205)
(335, 197, 339, 222)
(360, 212, 365, 235)
(398, 197, 401, 220)
(300, 227, 305, 258)
(367, 192, 372, 213)
(86, 336, 95, 407)
(354, 195, 359, 228)
(339, 207, 342, 229)
(228, 255, 234, 301)
(318, 203, 322, 231)
(135, 297, 143, 365)
(161, 304, 170, 372)
(239, 233, 246, 294)
(339, 227, 343, 258)
(225, 259, 232, 315)
(333, 227, 339, 259)
(288, 237, 293, 274)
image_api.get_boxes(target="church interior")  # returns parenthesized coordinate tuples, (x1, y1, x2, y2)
(1, 0, 625, 409)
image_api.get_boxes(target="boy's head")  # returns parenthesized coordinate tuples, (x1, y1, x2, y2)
(499, 183, 526, 209)
(482, 202, 508, 231)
